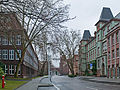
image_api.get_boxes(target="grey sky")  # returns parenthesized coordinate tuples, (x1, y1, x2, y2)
(64, 0, 120, 36)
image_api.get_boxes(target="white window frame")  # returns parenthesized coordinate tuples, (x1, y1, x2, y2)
(5, 65, 8, 74)
(16, 35, 21, 45)
(2, 36, 8, 45)
(9, 65, 14, 75)
(16, 50, 21, 60)
(9, 36, 14, 45)
(9, 50, 14, 60)
(2, 50, 8, 60)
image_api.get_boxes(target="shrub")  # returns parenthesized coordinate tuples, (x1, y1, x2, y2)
(0, 67, 5, 78)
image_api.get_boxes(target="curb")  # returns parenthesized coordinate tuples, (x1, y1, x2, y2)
(80, 77, 120, 85)
(38, 84, 53, 87)
(39, 76, 48, 83)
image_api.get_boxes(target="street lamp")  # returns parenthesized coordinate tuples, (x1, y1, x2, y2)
(46, 43, 52, 82)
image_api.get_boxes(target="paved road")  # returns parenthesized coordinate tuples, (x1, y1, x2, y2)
(48, 75, 120, 90)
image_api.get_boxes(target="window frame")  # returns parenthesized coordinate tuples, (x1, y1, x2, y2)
(16, 35, 21, 45)
(2, 50, 8, 60)
(9, 50, 14, 60)
(16, 50, 21, 60)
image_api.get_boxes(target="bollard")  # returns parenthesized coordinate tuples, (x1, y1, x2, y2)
(2, 75, 5, 88)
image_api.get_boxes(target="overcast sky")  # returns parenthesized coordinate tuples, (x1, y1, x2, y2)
(52, 0, 120, 67)
(63, 0, 120, 36)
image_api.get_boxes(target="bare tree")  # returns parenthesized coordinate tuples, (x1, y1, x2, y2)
(34, 31, 48, 76)
(0, 0, 70, 77)
(51, 30, 81, 75)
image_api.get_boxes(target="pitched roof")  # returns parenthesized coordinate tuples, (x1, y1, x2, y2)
(115, 12, 120, 19)
(99, 7, 113, 21)
(95, 7, 113, 26)
(82, 30, 91, 40)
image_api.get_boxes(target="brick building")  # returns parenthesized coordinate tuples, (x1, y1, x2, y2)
(79, 30, 91, 75)
(0, 12, 39, 78)
(73, 55, 79, 75)
(107, 15, 120, 78)
(79, 7, 120, 78)
(59, 55, 69, 75)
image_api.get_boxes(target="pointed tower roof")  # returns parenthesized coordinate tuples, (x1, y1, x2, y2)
(82, 30, 91, 40)
(115, 12, 120, 19)
(99, 7, 113, 21)
(95, 7, 113, 26)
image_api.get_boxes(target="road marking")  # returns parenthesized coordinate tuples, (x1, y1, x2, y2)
(52, 83, 61, 90)
(86, 87, 98, 90)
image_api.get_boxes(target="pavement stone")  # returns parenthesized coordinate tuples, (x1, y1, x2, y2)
(16, 77, 43, 90)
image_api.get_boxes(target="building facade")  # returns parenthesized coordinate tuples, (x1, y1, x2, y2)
(79, 30, 91, 75)
(0, 13, 39, 78)
(59, 55, 69, 75)
(106, 18, 120, 78)
(79, 7, 120, 78)
(86, 36, 97, 76)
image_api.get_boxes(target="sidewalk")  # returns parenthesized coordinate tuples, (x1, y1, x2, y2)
(16, 77, 43, 90)
(16, 76, 57, 90)
(37, 77, 56, 90)
(78, 76, 120, 85)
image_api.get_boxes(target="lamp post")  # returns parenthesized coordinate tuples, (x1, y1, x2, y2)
(48, 54, 51, 82)
(46, 43, 52, 82)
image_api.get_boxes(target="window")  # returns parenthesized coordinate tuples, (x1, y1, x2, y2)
(0, 50, 1, 59)
(103, 29, 105, 37)
(15, 65, 21, 75)
(117, 48, 119, 57)
(108, 52, 110, 59)
(5, 65, 8, 74)
(2, 36, 8, 45)
(98, 60, 100, 68)
(98, 35, 99, 41)
(112, 35, 114, 45)
(16, 50, 21, 60)
(9, 36, 14, 45)
(9, 65, 14, 75)
(2, 50, 8, 60)
(112, 50, 115, 59)
(116, 32, 119, 43)
(97, 47, 100, 56)
(9, 50, 14, 60)
(16, 35, 21, 45)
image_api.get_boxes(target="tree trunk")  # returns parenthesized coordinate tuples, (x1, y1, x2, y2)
(67, 60, 74, 75)
(14, 52, 25, 78)
(40, 61, 47, 76)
